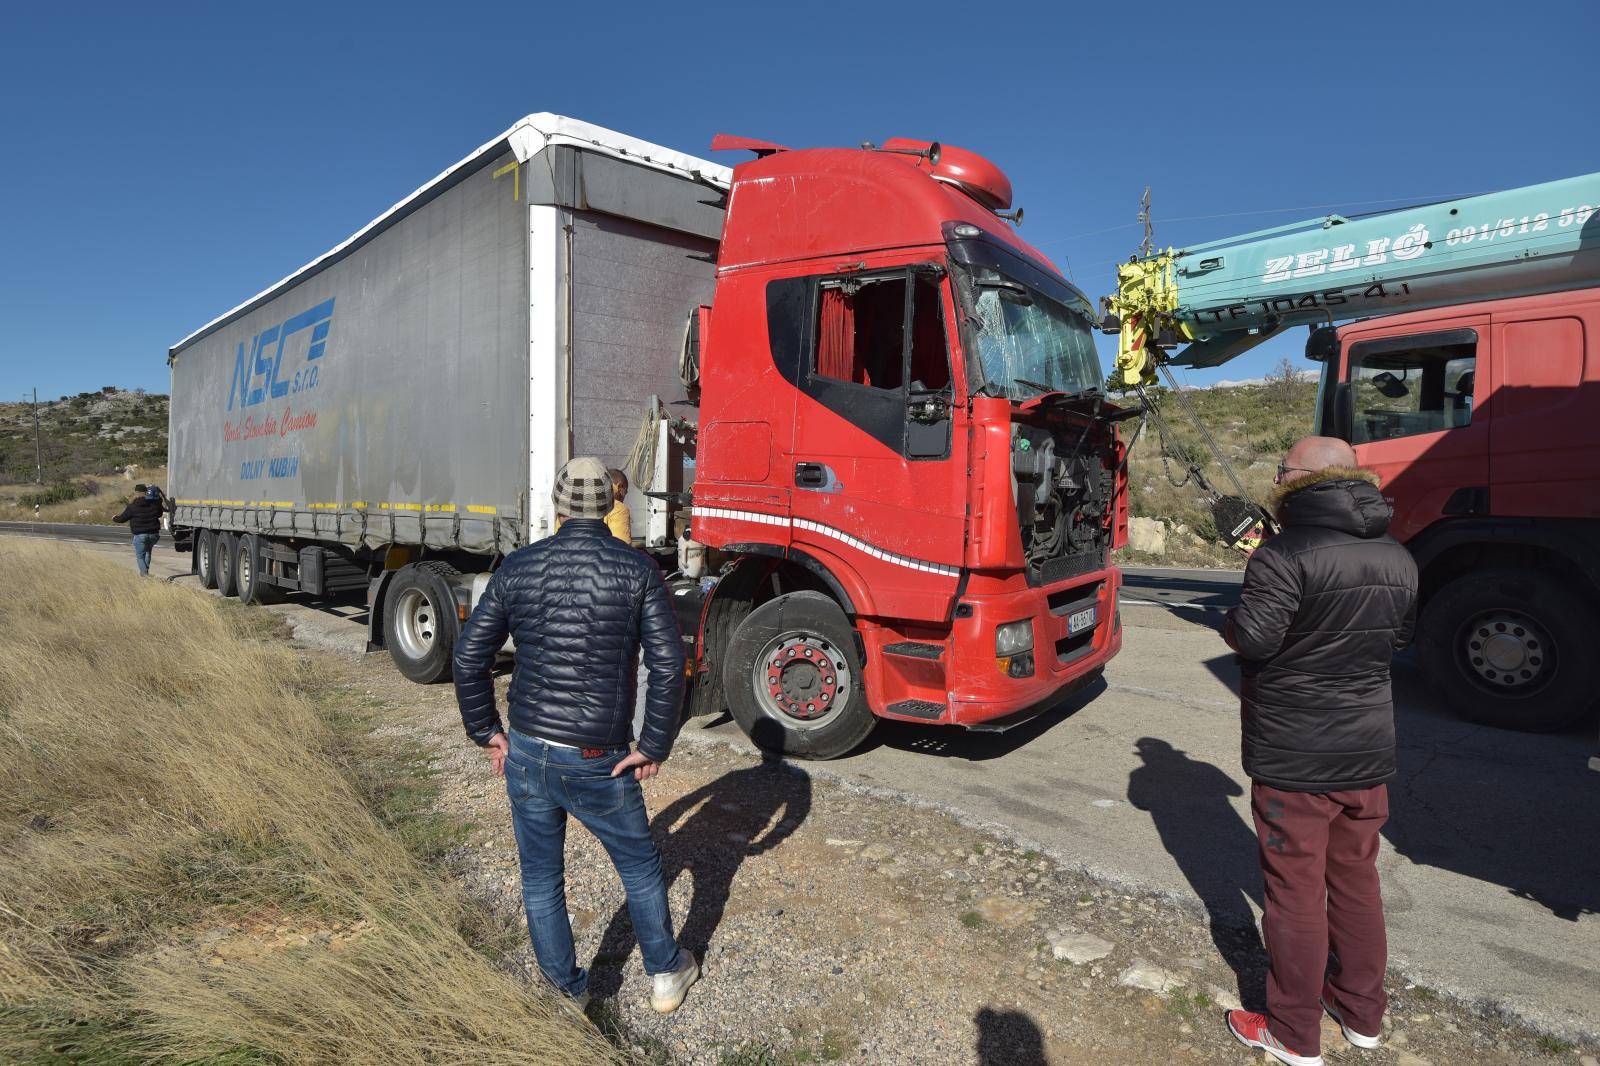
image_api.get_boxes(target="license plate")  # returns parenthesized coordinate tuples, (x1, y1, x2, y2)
(1067, 605, 1097, 635)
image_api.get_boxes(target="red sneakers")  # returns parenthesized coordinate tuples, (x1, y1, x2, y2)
(1320, 995, 1383, 1049)
(1226, 1010, 1324, 1066)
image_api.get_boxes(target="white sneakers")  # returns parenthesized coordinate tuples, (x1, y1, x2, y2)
(649, 949, 701, 1014)
(1321, 997, 1382, 1049)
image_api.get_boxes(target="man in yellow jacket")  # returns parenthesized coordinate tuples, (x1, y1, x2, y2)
(605, 468, 631, 542)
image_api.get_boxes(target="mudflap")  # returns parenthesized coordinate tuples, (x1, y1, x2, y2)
(366, 569, 397, 653)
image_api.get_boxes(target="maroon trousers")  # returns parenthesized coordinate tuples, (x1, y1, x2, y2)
(1251, 783, 1389, 1056)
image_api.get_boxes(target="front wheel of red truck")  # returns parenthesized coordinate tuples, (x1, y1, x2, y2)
(1419, 568, 1599, 733)
(723, 591, 876, 760)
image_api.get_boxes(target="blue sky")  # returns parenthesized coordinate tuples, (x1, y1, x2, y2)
(2, 0, 1595, 400)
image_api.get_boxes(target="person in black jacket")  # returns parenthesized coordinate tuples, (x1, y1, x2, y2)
(1221, 437, 1417, 1066)
(453, 456, 697, 1014)
(112, 484, 171, 576)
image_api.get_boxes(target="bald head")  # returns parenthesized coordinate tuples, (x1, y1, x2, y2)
(1281, 436, 1357, 480)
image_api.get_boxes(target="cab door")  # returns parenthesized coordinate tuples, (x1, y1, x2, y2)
(786, 265, 966, 621)
(1340, 319, 1490, 543)
(1487, 308, 1600, 519)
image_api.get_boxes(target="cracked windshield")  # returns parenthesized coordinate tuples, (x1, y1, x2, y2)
(971, 283, 1102, 400)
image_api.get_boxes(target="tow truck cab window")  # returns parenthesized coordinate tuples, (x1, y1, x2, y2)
(1346, 331, 1477, 444)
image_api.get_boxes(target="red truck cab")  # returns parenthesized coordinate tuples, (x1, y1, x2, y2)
(686, 137, 1127, 758)
(1310, 287, 1600, 733)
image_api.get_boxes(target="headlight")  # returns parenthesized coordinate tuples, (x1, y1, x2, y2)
(995, 619, 1034, 655)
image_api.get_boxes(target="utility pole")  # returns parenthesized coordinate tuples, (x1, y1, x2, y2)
(31, 388, 43, 483)
(1138, 186, 1154, 258)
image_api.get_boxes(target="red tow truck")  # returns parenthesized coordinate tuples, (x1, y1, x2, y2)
(1306, 286, 1600, 737)
(684, 135, 1130, 758)
(1106, 173, 1600, 745)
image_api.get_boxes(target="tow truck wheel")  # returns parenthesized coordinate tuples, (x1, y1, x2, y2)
(1419, 568, 1599, 733)
(384, 562, 461, 684)
(724, 591, 875, 760)
(196, 529, 218, 589)
(214, 532, 239, 598)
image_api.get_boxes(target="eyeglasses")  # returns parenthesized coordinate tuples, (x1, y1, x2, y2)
(1276, 464, 1314, 480)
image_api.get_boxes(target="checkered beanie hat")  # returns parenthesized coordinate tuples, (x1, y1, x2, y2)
(552, 456, 613, 519)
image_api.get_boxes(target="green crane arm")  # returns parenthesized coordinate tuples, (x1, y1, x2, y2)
(1106, 172, 1600, 385)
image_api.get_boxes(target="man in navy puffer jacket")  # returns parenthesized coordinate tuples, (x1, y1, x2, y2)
(454, 456, 696, 1013)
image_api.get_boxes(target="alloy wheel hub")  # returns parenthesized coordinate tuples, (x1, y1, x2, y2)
(1464, 611, 1548, 688)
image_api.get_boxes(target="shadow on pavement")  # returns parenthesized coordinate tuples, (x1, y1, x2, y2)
(1120, 574, 1242, 609)
(588, 756, 812, 998)
(974, 1006, 1048, 1065)
(1202, 652, 1600, 923)
(866, 674, 1108, 761)
(1381, 661, 1600, 922)
(1127, 737, 1267, 1008)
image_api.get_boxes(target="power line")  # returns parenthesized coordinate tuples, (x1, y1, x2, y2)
(1048, 190, 1492, 245)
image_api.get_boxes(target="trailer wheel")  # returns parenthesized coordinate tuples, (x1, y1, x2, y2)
(236, 534, 285, 606)
(196, 530, 219, 590)
(384, 562, 460, 684)
(723, 591, 875, 760)
(214, 532, 239, 598)
(1419, 568, 1599, 733)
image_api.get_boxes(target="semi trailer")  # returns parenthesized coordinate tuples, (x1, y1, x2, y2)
(168, 114, 1128, 759)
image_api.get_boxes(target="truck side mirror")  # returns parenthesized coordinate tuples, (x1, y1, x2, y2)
(1371, 370, 1410, 399)
(680, 305, 710, 394)
(905, 390, 952, 457)
(1305, 325, 1338, 362)
(1331, 382, 1354, 441)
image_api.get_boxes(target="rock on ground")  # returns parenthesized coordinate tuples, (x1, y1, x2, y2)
(1117, 959, 1178, 994)
(1048, 930, 1113, 965)
(1127, 516, 1167, 555)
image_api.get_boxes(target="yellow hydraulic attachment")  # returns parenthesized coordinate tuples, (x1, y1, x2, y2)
(1105, 250, 1270, 550)
(1105, 252, 1189, 386)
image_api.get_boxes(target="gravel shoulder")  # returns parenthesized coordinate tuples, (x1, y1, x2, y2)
(316, 648, 1593, 1066)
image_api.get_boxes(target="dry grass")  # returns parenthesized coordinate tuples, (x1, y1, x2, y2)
(0, 539, 622, 1065)
(0, 471, 167, 524)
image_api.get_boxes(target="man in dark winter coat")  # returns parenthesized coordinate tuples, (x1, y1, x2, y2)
(453, 456, 697, 1014)
(112, 484, 172, 576)
(1220, 436, 1418, 1066)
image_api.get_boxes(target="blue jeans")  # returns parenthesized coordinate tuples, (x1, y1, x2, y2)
(132, 532, 159, 576)
(504, 729, 678, 997)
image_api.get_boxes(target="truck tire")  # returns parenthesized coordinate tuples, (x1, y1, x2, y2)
(196, 529, 219, 590)
(1418, 568, 1600, 733)
(384, 562, 461, 684)
(236, 534, 285, 606)
(214, 532, 239, 598)
(723, 591, 875, 760)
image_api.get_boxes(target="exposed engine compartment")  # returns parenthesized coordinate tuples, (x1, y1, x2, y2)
(1011, 418, 1115, 586)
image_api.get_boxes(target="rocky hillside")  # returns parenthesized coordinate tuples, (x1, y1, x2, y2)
(0, 388, 169, 522)
(0, 387, 168, 483)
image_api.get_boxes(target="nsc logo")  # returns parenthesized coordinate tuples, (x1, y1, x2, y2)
(227, 298, 335, 411)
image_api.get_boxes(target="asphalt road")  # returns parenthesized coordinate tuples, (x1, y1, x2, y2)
(0, 520, 125, 543)
(13, 530, 1599, 1041)
(1120, 565, 1243, 611)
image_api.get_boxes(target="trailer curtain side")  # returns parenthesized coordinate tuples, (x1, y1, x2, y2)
(168, 116, 726, 556)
